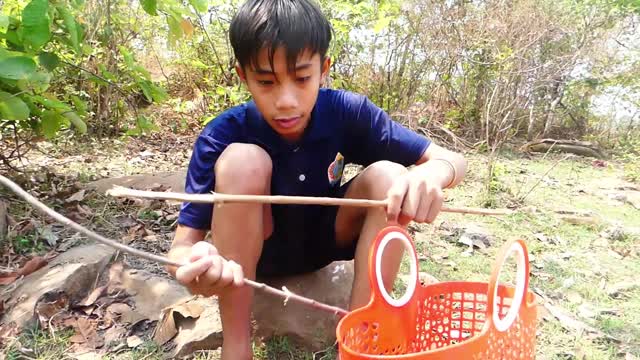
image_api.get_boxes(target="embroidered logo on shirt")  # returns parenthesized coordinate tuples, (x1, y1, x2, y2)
(328, 152, 344, 186)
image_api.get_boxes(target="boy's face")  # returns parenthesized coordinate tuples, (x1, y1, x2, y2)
(236, 46, 330, 142)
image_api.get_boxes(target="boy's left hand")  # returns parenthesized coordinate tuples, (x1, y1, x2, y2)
(385, 161, 452, 225)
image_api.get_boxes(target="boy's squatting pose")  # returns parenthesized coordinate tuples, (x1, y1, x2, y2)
(165, 0, 467, 359)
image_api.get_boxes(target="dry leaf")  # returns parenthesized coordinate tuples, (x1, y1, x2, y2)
(107, 262, 125, 294)
(0, 255, 51, 288)
(19, 256, 48, 276)
(0, 273, 17, 285)
(107, 302, 132, 315)
(67, 190, 86, 203)
(153, 298, 205, 345)
(34, 291, 70, 327)
(127, 335, 144, 348)
(120, 308, 148, 326)
(77, 204, 94, 217)
(0, 322, 19, 347)
(543, 302, 617, 342)
(38, 226, 59, 247)
(104, 325, 127, 345)
(77, 285, 107, 307)
(180, 19, 194, 37)
(74, 317, 104, 349)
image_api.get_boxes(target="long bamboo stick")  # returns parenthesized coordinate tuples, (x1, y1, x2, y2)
(0, 175, 348, 317)
(106, 186, 514, 216)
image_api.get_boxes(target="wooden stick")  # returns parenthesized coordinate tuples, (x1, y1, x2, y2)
(0, 175, 348, 318)
(107, 186, 514, 216)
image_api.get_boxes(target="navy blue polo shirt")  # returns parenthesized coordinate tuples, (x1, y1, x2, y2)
(177, 88, 431, 230)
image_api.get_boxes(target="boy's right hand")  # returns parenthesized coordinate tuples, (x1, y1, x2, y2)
(172, 241, 245, 297)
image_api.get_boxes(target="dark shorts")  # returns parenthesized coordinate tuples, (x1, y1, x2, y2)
(256, 180, 358, 278)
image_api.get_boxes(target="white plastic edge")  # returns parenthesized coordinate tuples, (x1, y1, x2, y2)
(492, 241, 527, 332)
(375, 231, 418, 308)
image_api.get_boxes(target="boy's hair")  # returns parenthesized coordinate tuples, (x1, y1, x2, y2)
(229, 0, 332, 73)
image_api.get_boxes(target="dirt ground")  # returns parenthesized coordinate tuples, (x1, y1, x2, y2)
(0, 121, 638, 359)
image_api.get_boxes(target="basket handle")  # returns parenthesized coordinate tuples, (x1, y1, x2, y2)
(367, 226, 419, 308)
(486, 239, 530, 332)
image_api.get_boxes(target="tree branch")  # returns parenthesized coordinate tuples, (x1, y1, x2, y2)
(0, 175, 348, 318)
(106, 186, 515, 216)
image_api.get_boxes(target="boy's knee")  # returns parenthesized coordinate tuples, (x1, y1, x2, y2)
(363, 161, 407, 198)
(215, 143, 272, 193)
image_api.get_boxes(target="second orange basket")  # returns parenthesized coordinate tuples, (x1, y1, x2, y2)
(336, 226, 538, 359)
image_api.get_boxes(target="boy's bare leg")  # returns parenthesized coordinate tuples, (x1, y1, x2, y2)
(335, 161, 408, 310)
(212, 144, 273, 360)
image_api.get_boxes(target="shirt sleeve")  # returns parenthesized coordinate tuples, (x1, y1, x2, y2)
(344, 93, 431, 167)
(177, 118, 241, 230)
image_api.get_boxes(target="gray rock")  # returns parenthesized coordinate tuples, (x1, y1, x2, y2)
(87, 171, 187, 194)
(458, 224, 492, 250)
(1, 243, 116, 328)
(252, 261, 354, 351)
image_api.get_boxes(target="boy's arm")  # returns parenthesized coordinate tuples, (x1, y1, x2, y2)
(166, 224, 207, 277)
(414, 143, 467, 189)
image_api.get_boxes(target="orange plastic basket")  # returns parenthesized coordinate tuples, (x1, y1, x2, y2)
(336, 226, 538, 359)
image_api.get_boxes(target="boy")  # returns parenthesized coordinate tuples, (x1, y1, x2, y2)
(166, 0, 467, 359)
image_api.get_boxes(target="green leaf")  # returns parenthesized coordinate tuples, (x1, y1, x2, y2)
(71, 95, 87, 116)
(63, 111, 86, 134)
(138, 81, 154, 102)
(58, 6, 80, 54)
(0, 48, 25, 60)
(5, 29, 24, 48)
(149, 82, 168, 102)
(22, 0, 51, 52)
(0, 56, 36, 80)
(97, 64, 117, 81)
(0, 91, 30, 120)
(137, 80, 167, 103)
(373, 15, 391, 33)
(40, 110, 63, 138)
(167, 16, 182, 46)
(17, 71, 51, 93)
(141, 0, 158, 16)
(32, 95, 71, 111)
(133, 64, 151, 79)
(0, 15, 9, 34)
(118, 46, 135, 68)
(38, 52, 59, 71)
(189, 0, 208, 13)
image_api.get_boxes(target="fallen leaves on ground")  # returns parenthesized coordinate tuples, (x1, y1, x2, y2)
(0, 256, 49, 285)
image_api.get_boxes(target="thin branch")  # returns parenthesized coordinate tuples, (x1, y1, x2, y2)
(106, 186, 515, 216)
(194, 11, 231, 83)
(0, 175, 348, 318)
(61, 59, 141, 122)
(518, 154, 572, 202)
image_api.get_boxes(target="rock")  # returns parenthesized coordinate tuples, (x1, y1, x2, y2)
(252, 261, 353, 352)
(1, 244, 116, 328)
(457, 224, 492, 250)
(87, 171, 187, 194)
(118, 268, 192, 321)
(153, 296, 223, 358)
(607, 282, 639, 299)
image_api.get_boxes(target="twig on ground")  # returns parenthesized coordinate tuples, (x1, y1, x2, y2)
(0, 175, 349, 318)
(518, 154, 572, 202)
(106, 186, 515, 216)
